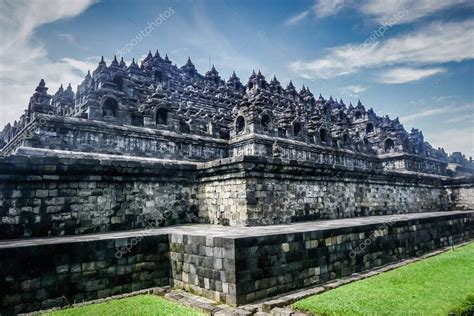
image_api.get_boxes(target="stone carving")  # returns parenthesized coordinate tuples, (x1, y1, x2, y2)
(0, 49, 472, 174)
(272, 141, 281, 157)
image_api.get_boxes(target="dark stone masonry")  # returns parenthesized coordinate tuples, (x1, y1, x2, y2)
(1, 212, 472, 314)
(0, 49, 473, 314)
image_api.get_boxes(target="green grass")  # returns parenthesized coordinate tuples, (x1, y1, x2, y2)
(293, 242, 474, 316)
(44, 294, 205, 316)
(449, 294, 474, 316)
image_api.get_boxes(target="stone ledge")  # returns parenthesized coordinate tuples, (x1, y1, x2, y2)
(254, 241, 471, 315)
(1, 211, 471, 249)
(0, 148, 198, 177)
(2, 211, 472, 314)
(197, 155, 449, 183)
(36, 239, 464, 316)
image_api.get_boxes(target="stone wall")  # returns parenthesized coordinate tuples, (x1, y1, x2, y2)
(1, 152, 471, 238)
(445, 178, 474, 210)
(230, 212, 472, 305)
(0, 151, 198, 239)
(244, 177, 446, 225)
(229, 136, 381, 170)
(2, 115, 229, 162)
(197, 156, 450, 226)
(197, 177, 247, 226)
(451, 186, 474, 209)
(229, 135, 448, 176)
(2, 212, 470, 314)
(380, 153, 447, 175)
(0, 233, 170, 315)
(169, 233, 237, 304)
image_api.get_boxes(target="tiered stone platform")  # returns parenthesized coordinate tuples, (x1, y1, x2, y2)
(1, 211, 472, 314)
(2, 150, 471, 240)
(1, 49, 473, 316)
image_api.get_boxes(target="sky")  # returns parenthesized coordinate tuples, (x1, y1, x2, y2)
(0, 0, 473, 156)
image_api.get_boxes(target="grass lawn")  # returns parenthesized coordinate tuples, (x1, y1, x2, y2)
(293, 242, 474, 316)
(44, 294, 205, 316)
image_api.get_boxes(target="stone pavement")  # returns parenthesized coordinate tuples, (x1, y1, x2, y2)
(1, 210, 469, 249)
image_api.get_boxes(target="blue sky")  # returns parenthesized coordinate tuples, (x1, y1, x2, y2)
(0, 0, 473, 156)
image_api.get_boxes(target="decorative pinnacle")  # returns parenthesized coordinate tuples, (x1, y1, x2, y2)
(111, 55, 118, 66)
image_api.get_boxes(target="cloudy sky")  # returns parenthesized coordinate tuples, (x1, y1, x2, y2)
(0, 0, 473, 156)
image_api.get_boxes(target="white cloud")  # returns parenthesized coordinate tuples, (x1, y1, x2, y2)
(428, 127, 474, 157)
(400, 103, 474, 122)
(61, 57, 99, 73)
(401, 103, 474, 156)
(360, 0, 473, 25)
(446, 113, 474, 124)
(432, 95, 460, 102)
(0, 0, 96, 55)
(377, 67, 445, 84)
(289, 20, 474, 80)
(313, 0, 346, 18)
(401, 106, 453, 122)
(308, 0, 472, 24)
(290, 49, 357, 79)
(341, 85, 367, 96)
(57, 33, 76, 45)
(285, 11, 309, 25)
(399, 103, 474, 155)
(0, 0, 96, 128)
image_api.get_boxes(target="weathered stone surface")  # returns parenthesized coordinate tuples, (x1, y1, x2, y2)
(445, 178, 474, 210)
(2, 152, 471, 236)
(1, 211, 470, 314)
(271, 307, 294, 316)
(1, 53, 472, 174)
(0, 48, 472, 315)
(0, 152, 198, 239)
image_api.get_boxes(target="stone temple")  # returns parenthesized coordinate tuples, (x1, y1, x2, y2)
(0, 50, 472, 314)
